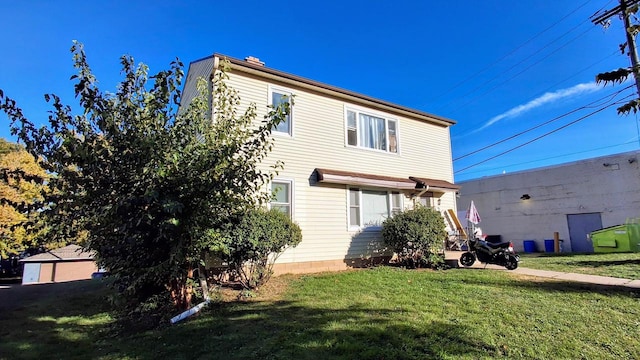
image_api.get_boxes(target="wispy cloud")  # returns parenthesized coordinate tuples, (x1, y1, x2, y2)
(475, 82, 602, 133)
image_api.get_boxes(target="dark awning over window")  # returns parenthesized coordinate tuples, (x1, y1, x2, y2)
(315, 168, 416, 189)
(314, 168, 460, 193)
(409, 176, 460, 192)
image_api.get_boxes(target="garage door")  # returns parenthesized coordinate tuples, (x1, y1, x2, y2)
(22, 263, 41, 284)
(567, 213, 602, 253)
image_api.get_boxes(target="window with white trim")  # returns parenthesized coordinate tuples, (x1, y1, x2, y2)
(418, 195, 432, 208)
(346, 108, 398, 153)
(269, 87, 293, 136)
(271, 180, 292, 218)
(391, 191, 402, 215)
(348, 188, 403, 228)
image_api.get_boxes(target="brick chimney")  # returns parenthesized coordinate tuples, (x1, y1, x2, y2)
(244, 56, 265, 67)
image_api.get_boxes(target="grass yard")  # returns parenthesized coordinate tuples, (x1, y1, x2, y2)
(519, 252, 640, 279)
(1, 267, 639, 359)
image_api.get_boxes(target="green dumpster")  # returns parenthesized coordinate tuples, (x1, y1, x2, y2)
(590, 219, 640, 253)
(629, 220, 640, 252)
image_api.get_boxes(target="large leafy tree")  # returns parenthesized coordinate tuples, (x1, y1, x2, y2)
(0, 42, 288, 315)
(0, 139, 48, 258)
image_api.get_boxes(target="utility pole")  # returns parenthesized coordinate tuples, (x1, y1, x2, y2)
(592, 0, 640, 97)
(622, 0, 640, 97)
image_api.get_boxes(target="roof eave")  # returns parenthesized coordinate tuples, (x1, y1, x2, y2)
(213, 53, 456, 127)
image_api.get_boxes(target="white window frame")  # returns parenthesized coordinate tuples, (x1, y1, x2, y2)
(347, 187, 403, 230)
(417, 195, 433, 208)
(344, 105, 399, 154)
(268, 85, 294, 137)
(270, 179, 294, 219)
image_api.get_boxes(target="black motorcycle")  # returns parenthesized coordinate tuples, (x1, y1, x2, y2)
(460, 238, 519, 270)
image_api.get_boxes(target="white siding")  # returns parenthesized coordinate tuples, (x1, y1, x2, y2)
(218, 69, 457, 264)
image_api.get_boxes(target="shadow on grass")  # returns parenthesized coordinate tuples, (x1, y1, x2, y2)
(157, 300, 501, 360)
(566, 259, 640, 267)
(523, 252, 640, 260)
(523, 252, 590, 258)
(0, 277, 21, 285)
(14, 266, 640, 359)
(459, 268, 639, 298)
(0, 279, 115, 359)
(0, 281, 502, 360)
(0, 279, 108, 313)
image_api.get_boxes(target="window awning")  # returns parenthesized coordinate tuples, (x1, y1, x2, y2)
(315, 168, 460, 193)
(315, 168, 416, 189)
(409, 176, 460, 192)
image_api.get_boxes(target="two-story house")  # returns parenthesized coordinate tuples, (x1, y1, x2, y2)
(182, 54, 460, 274)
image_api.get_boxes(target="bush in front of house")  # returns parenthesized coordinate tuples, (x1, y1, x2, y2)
(382, 206, 446, 269)
(210, 208, 302, 289)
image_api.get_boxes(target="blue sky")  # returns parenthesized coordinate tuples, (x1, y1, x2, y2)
(1, 0, 637, 182)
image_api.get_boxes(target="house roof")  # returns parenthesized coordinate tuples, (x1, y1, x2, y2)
(20, 244, 94, 263)
(188, 54, 456, 128)
(315, 168, 459, 192)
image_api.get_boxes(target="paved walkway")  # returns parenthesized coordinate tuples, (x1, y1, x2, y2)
(445, 251, 640, 289)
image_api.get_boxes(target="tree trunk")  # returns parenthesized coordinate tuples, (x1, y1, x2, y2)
(169, 267, 193, 310)
(198, 252, 211, 301)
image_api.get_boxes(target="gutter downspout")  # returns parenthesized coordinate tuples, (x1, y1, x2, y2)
(170, 300, 210, 324)
(413, 186, 430, 204)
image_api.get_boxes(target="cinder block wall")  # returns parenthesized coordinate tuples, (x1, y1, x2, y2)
(457, 151, 640, 252)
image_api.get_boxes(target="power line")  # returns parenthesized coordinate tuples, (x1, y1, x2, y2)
(444, 25, 597, 114)
(454, 93, 636, 173)
(430, 0, 596, 104)
(453, 84, 634, 161)
(592, 0, 640, 100)
(590, 0, 640, 24)
(457, 138, 638, 177)
(452, 49, 619, 133)
(438, 19, 595, 112)
(514, 49, 618, 103)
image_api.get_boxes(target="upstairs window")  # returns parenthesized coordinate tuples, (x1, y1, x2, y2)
(269, 86, 293, 136)
(346, 109, 398, 153)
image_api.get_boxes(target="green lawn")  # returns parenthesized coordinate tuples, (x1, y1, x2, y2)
(519, 252, 640, 279)
(1, 267, 639, 359)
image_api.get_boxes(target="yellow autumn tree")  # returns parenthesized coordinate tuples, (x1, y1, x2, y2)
(0, 139, 48, 258)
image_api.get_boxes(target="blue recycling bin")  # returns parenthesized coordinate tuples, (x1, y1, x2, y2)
(544, 239, 555, 253)
(523, 240, 537, 253)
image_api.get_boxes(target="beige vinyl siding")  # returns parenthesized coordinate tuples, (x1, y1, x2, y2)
(221, 69, 457, 264)
(225, 71, 453, 178)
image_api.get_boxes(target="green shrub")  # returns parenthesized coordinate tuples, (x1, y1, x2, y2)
(382, 206, 446, 268)
(210, 208, 302, 289)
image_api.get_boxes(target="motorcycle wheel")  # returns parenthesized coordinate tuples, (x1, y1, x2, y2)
(505, 255, 519, 270)
(460, 252, 476, 267)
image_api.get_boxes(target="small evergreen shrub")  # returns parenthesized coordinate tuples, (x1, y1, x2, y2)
(382, 206, 446, 269)
(210, 208, 302, 289)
